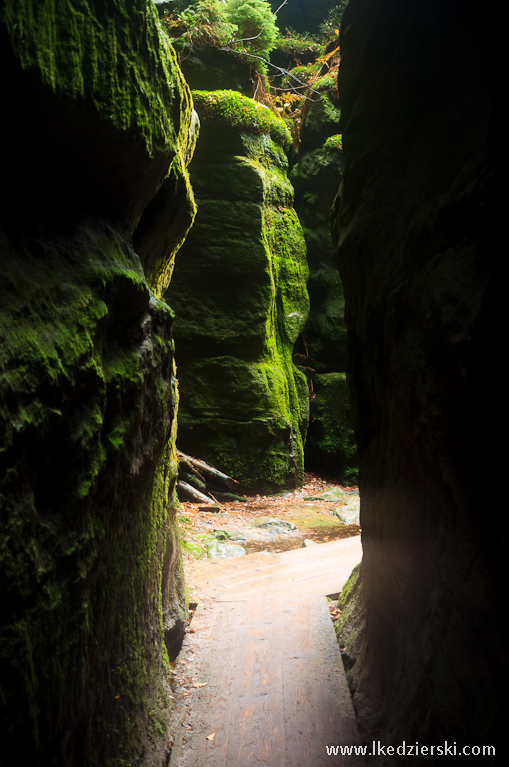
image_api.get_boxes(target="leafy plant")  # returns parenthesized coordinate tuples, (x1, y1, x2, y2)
(272, 92, 305, 148)
(323, 133, 343, 151)
(164, 1, 238, 49)
(225, 0, 279, 60)
(318, 2, 349, 40)
(280, 64, 313, 88)
(275, 27, 323, 59)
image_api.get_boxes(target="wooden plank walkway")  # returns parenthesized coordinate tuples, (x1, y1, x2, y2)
(188, 536, 362, 602)
(174, 536, 364, 767)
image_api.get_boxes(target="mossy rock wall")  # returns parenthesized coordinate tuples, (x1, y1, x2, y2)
(166, 93, 309, 491)
(306, 373, 357, 484)
(290, 144, 346, 374)
(0, 2, 195, 764)
(290, 102, 355, 481)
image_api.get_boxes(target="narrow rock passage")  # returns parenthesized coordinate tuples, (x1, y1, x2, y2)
(171, 538, 364, 766)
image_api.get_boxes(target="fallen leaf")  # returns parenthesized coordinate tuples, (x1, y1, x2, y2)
(193, 682, 208, 688)
(206, 732, 216, 740)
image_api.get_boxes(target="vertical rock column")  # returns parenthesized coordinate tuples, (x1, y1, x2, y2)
(333, 0, 506, 751)
(166, 91, 310, 492)
(290, 83, 358, 484)
(0, 1, 196, 764)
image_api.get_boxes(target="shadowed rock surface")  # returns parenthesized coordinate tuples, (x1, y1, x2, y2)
(0, 1, 195, 764)
(290, 80, 357, 483)
(333, 0, 506, 756)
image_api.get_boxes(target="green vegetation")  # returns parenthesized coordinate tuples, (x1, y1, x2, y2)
(192, 89, 291, 146)
(164, 0, 278, 59)
(225, 0, 279, 59)
(317, 2, 349, 40)
(305, 373, 357, 484)
(324, 133, 343, 151)
(335, 561, 365, 676)
(275, 27, 322, 57)
(1, 1, 195, 762)
(339, 562, 361, 609)
(166, 123, 309, 491)
(2, 0, 190, 157)
(164, 0, 238, 49)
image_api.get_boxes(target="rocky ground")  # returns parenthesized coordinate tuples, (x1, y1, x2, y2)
(177, 472, 360, 559)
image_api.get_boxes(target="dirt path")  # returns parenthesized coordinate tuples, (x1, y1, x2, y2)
(169, 476, 364, 765)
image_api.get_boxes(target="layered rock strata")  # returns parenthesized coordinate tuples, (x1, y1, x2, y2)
(166, 91, 309, 492)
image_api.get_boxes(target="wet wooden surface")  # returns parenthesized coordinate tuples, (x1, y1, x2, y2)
(174, 537, 364, 766)
(187, 535, 362, 602)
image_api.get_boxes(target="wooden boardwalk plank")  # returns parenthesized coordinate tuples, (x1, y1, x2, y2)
(177, 596, 364, 766)
(176, 539, 364, 766)
(280, 598, 362, 766)
(188, 536, 362, 602)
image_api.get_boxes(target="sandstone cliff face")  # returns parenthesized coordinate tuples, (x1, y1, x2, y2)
(0, 2, 195, 764)
(166, 91, 309, 492)
(334, 0, 506, 754)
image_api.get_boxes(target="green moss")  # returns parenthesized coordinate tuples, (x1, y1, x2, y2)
(275, 32, 323, 58)
(0, 2, 194, 756)
(335, 562, 365, 676)
(0, 220, 188, 756)
(306, 373, 358, 483)
(281, 64, 316, 89)
(314, 72, 338, 94)
(323, 133, 343, 151)
(167, 117, 309, 491)
(192, 89, 291, 148)
(1, 0, 191, 157)
(339, 562, 362, 609)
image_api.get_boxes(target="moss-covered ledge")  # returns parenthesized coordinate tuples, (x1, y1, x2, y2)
(192, 89, 292, 147)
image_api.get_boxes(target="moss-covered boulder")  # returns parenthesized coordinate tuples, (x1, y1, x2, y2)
(0, 1, 195, 764)
(306, 373, 358, 484)
(166, 91, 309, 492)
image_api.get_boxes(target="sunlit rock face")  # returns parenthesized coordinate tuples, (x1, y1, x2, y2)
(0, 2, 195, 764)
(333, 0, 506, 755)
